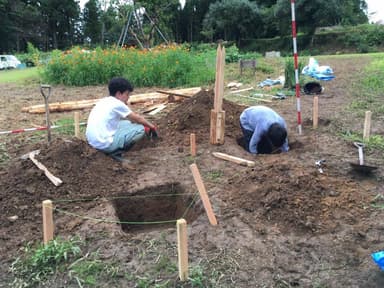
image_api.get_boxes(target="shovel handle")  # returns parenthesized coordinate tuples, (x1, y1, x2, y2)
(358, 146, 364, 165)
(40, 84, 52, 143)
(40, 85, 51, 99)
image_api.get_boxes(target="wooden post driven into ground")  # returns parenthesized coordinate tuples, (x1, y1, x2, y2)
(190, 133, 196, 157)
(210, 43, 226, 145)
(363, 110, 372, 140)
(190, 164, 218, 225)
(313, 96, 319, 129)
(177, 218, 188, 281)
(42, 200, 54, 244)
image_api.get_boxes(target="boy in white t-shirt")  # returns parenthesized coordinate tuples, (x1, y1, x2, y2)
(86, 77, 157, 160)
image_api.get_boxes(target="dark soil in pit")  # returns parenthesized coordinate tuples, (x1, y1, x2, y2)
(112, 183, 203, 233)
(1, 56, 384, 287)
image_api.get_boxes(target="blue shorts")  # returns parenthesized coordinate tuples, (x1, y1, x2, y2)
(102, 120, 145, 154)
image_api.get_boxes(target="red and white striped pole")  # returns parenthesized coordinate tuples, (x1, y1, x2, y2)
(0, 125, 59, 135)
(291, 0, 302, 135)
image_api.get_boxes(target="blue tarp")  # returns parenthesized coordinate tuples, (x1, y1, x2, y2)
(372, 251, 384, 270)
(302, 57, 335, 81)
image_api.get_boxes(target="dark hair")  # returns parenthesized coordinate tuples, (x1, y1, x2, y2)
(108, 77, 134, 96)
(257, 134, 273, 154)
(267, 123, 287, 148)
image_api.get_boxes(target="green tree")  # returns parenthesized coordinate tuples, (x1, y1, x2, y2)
(40, 0, 80, 49)
(83, 0, 102, 45)
(274, 0, 368, 37)
(176, 0, 216, 43)
(0, 0, 24, 52)
(202, 0, 261, 45)
(340, 0, 368, 25)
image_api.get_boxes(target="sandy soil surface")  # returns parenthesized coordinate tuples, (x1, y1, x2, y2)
(1, 56, 384, 287)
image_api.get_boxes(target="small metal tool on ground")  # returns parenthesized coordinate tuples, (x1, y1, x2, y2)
(315, 159, 326, 173)
(349, 142, 378, 174)
(40, 84, 52, 143)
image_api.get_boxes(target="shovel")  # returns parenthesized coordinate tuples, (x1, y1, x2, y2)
(40, 84, 52, 143)
(349, 142, 378, 174)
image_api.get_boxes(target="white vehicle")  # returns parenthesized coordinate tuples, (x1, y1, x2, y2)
(0, 55, 21, 69)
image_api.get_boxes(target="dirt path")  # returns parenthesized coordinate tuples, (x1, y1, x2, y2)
(1, 56, 384, 287)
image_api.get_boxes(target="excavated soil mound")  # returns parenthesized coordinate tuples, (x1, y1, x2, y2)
(139, 89, 246, 147)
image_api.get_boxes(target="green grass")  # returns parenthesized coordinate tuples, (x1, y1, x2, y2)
(10, 237, 83, 287)
(0, 67, 41, 83)
(9, 237, 119, 288)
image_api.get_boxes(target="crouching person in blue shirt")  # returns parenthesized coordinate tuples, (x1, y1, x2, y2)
(238, 106, 289, 154)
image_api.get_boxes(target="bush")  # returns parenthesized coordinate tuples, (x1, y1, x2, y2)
(284, 57, 304, 89)
(42, 45, 216, 87)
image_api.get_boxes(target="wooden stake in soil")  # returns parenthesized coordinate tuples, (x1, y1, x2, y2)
(363, 110, 372, 140)
(177, 218, 188, 281)
(74, 111, 80, 138)
(313, 96, 319, 129)
(190, 133, 196, 157)
(210, 43, 226, 145)
(189, 164, 218, 226)
(42, 200, 54, 244)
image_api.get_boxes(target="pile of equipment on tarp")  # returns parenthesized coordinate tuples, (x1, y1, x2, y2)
(302, 57, 335, 81)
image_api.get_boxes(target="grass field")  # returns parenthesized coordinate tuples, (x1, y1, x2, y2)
(0, 67, 41, 84)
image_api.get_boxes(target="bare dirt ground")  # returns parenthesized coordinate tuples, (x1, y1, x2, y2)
(1, 56, 384, 287)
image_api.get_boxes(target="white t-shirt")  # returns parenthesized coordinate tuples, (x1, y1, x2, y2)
(86, 96, 132, 149)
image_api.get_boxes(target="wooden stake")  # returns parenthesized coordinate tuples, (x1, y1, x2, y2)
(189, 164, 217, 226)
(42, 200, 54, 244)
(74, 111, 80, 138)
(313, 96, 319, 129)
(210, 110, 225, 145)
(214, 44, 224, 112)
(177, 219, 188, 281)
(363, 110, 372, 140)
(190, 133, 196, 157)
(210, 44, 226, 145)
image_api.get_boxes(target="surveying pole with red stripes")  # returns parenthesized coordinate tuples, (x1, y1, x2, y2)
(290, 0, 302, 135)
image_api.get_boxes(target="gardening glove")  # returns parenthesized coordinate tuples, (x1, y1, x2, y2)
(144, 125, 158, 139)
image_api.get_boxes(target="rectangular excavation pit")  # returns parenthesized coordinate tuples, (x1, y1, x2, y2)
(112, 182, 202, 232)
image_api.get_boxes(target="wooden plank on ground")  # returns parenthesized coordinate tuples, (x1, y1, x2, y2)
(148, 104, 167, 115)
(156, 90, 194, 98)
(212, 152, 256, 167)
(22, 87, 202, 114)
(29, 151, 63, 186)
(129, 87, 201, 104)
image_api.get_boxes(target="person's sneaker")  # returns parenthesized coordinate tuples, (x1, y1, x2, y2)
(110, 154, 124, 162)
